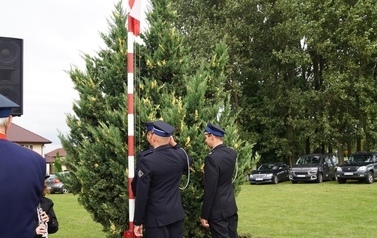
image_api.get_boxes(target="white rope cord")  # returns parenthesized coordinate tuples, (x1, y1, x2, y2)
(179, 147, 190, 190)
(135, 43, 142, 147)
(232, 155, 239, 184)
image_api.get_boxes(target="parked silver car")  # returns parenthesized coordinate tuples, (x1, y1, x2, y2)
(289, 153, 337, 183)
(45, 173, 69, 194)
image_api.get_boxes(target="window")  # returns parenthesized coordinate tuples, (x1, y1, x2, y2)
(22, 144, 33, 150)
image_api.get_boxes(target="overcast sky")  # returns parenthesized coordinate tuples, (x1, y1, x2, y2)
(2, 0, 121, 153)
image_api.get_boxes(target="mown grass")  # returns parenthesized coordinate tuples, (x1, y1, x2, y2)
(48, 180, 377, 237)
(237, 180, 377, 238)
(47, 193, 105, 238)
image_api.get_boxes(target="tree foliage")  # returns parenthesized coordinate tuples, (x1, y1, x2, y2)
(59, 0, 377, 236)
(173, 0, 377, 163)
(60, 1, 253, 237)
(59, 2, 130, 236)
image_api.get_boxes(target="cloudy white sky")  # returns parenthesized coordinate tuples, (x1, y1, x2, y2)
(2, 0, 121, 153)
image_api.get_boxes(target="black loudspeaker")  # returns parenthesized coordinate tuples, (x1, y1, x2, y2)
(0, 37, 23, 116)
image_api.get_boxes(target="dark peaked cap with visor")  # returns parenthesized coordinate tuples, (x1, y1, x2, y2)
(205, 122, 226, 137)
(151, 120, 175, 137)
(0, 94, 20, 118)
(145, 122, 154, 132)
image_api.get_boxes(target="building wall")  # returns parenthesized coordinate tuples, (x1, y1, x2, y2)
(20, 143, 45, 155)
(18, 143, 48, 175)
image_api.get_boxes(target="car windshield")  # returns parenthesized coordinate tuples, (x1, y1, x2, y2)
(258, 163, 278, 170)
(347, 155, 373, 165)
(296, 156, 320, 165)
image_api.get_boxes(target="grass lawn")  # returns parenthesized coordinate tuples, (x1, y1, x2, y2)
(48, 180, 377, 237)
(237, 180, 377, 238)
(47, 193, 105, 238)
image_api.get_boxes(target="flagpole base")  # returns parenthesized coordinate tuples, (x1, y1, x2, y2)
(124, 230, 135, 238)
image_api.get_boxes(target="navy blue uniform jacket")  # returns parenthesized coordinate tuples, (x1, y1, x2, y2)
(131, 147, 153, 196)
(201, 144, 238, 220)
(0, 138, 46, 238)
(134, 144, 190, 227)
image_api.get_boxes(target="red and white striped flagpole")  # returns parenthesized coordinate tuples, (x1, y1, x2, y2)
(125, 0, 136, 237)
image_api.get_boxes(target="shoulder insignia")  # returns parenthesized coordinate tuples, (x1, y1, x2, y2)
(138, 170, 144, 177)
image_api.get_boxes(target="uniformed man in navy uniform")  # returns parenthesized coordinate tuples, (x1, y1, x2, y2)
(133, 120, 191, 238)
(200, 123, 238, 238)
(0, 94, 46, 238)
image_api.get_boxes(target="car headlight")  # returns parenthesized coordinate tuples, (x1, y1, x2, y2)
(249, 174, 254, 179)
(357, 166, 367, 172)
(336, 167, 342, 172)
(309, 168, 318, 174)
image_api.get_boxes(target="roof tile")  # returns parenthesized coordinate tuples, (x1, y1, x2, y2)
(7, 123, 51, 144)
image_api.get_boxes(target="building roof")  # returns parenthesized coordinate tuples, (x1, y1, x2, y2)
(45, 148, 67, 157)
(45, 148, 67, 163)
(7, 123, 52, 144)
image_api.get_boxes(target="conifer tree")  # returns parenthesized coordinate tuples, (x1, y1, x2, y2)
(137, 1, 253, 235)
(60, 2, 130, 237)
(60, 1, 253, 237)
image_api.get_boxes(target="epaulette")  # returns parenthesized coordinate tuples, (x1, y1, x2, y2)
(173, 144, 181, 150)
(229, 147, 236, 151)
(143, 150, 154, 157)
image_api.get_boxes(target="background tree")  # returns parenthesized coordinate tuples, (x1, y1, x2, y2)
(134, 0, 254, 236)
(60, 2, 129, 236)
(59, 0, 377, 236)
(60, 1, 253, 237)
(174, 0, 377, 164)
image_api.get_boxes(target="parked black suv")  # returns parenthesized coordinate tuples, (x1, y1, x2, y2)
(336, 152, 377, 184)
(289, 153, 337, 183)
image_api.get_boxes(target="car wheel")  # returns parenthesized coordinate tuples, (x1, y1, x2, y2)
(273, 175, 279, 184)
(316, 173, 323, 183)
(291, 180, 298, 184)
(61, 186, 69, 194)
(337, 178, 346, 184)
(365, 172, 374, 184)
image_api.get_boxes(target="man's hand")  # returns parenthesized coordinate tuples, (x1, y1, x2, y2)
(134, 225, 143, 237)
(200, 218, 210, 228)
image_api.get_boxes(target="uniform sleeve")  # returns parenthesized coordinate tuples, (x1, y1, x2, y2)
(131, 153, 142, 196)
(132, 148, 152, 197)
(134, 159, 152, 226)
(131, 176, 137, 197)
(201, 155, 219, 219)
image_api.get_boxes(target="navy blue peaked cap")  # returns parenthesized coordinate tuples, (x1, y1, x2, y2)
(152, 120, 175, 137)
(0, 94, 19, 118)
(145, 122, 154, 132)
(205, 123, 226, 137)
